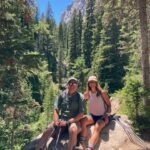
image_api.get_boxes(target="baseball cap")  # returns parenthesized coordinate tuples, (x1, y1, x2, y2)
(67, 77, 78, 84)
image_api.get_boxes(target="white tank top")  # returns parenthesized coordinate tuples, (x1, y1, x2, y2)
(88, 91, 106, 116)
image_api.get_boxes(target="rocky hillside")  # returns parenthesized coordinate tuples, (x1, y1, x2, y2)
(61, 0, 85, 23)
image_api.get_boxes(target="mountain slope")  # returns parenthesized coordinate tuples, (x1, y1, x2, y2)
(61, 0, 85, 23)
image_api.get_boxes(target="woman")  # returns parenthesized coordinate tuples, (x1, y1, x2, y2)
(80, 75, 111, 150)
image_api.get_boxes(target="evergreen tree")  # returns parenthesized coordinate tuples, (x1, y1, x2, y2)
(76, 10, 83, 56)
(58, 22, 67, 84)
(0, 0, 39, 149)
(95, 17, 124, 93)
(45, 1, 56, 33)
(83, 0, 96, 68)
(43, 81, 57, 124)
(68, 10, 84, 76)
(69, 10, 78, 62)
(92, 0, 103, 55)
(35, 2, 57, 82)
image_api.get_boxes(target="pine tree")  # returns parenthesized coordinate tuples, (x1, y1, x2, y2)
(83, 0, 96, 68)
(45, 1, 56, 33)
(92, 0, 103, 55)
(35, 2, 57, 82)
(58, 22, 66, 84)
(43, 81, 57, 124)
(95, 17, 124, 93)
(69, 10, 78, 62)
(0, 0, 38, 149)
(76, 10, 83, 56)
(68, 10, 84, 77)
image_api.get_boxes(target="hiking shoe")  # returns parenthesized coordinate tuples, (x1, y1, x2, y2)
(78, 141, 86, 150)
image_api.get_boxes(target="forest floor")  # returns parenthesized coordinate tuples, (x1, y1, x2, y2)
(111, 98, 150, 149)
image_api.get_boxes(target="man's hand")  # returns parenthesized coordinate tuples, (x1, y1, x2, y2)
(59, 120, 67, 126)
(68, 118, 74, 124)
(54, 120, 60, 126)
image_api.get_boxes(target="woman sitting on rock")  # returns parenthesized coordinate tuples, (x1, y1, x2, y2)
(80, 75, 111, 150)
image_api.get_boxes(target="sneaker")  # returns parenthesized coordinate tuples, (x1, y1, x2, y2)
(78, 141, 86, 150)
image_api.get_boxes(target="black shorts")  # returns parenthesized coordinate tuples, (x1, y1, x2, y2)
(90, 114, 105, 124)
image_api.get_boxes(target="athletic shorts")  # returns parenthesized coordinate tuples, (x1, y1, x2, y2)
(90, 114, 105, 124)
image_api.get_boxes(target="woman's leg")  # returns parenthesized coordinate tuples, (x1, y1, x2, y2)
(88, 120, 106, 149)
(67, 122, 81, 150)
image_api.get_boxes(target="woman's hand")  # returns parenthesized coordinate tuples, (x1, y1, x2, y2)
(103, 114, 109, 125)
(84, 91, 90, 100)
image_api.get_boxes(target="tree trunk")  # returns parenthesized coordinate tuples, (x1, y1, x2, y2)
(138, 0, 150, 105)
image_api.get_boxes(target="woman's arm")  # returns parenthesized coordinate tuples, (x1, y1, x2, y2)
(102, 90, 111, 113)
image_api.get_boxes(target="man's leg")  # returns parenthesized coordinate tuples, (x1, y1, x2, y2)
(79, 116, 94, 149)
(67, 122, 81, 150)
(80, 115, 94, 138)
(36, 122, 55, 150)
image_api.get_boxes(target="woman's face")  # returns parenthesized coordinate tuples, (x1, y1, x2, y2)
(88, 81, 97, 91)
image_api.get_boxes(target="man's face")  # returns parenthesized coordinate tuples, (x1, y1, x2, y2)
(68, 80, 78, 94)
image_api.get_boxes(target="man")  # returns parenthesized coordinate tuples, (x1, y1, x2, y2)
(36, 77, 85, 150)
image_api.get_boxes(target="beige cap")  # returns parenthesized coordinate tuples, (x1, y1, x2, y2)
(67, 77, 78, 84)
(88, 75, 98, 83)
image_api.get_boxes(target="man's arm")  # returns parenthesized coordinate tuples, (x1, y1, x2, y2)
(53, 94, 63, 126)
(53, 109, 59, 121)
(67, 112, 84, 124)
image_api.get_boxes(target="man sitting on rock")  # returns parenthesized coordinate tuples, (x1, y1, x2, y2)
(36, 77, 85, 150)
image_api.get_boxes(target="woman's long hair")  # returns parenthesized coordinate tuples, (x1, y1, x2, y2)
(84, 81, 103, 97)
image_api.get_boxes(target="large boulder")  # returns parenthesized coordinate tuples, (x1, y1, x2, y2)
(23, 115, 149, 150)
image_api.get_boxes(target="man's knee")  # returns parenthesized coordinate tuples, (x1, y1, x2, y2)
(69, 123, 78, 135)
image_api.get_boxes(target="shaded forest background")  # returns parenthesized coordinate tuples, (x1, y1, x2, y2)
(0, 0, 150, 149)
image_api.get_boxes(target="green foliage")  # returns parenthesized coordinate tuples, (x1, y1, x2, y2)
(69, 10, 78, 62)
(0, 73, 35, 149)
(116, 73, 150, 128)
(93, 17, 125, 93)
(0, 0, 150, 147)
(122, 74, 144, 117)
(68, 57, 88, 91)
(35, 18, 57, 82)
(83, 0, 96, 68)
(58, 23, 66, 84)
(43, 82, 58, 125)
(69, 10, 83, 62)
(92, 0, 103, 55)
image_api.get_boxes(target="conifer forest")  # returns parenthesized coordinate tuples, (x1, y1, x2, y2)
(0, 0, 150, 149)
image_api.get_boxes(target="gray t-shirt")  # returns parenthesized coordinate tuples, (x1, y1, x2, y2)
(54, 90, 84, 121)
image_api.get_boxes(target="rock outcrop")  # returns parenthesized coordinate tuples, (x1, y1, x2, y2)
(23, 115, 149, 150)
(61, 0, 85, 23)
